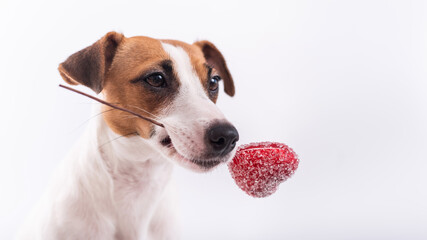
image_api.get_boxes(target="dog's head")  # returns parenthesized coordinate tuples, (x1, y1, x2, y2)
(58, 32, 238, 172)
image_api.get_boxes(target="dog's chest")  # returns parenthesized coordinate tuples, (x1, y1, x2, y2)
(110, 159, 174, 239)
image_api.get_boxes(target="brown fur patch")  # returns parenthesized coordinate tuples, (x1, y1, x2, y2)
(102, 36, 176, 138)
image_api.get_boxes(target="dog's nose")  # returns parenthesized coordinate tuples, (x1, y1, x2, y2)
(206, 123, 239, 157)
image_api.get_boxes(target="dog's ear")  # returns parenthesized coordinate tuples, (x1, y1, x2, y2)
(58, 32, 124, 94)
(193, 40, 235, 96)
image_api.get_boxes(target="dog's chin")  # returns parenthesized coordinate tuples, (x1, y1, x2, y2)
(159, 136, 228, 172)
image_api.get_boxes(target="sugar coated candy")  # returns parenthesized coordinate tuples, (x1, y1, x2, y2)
(228, 142, 299, 198)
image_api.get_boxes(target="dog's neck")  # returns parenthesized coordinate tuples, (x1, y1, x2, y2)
(65, 105, 175, 238)
(95, 112, 173, 183)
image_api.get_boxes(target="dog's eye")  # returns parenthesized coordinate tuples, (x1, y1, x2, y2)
(209, 76, 220, 91)
(145, 73, 166, 88)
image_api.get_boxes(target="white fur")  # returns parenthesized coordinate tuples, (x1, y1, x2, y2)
(17, 110, 179, 240)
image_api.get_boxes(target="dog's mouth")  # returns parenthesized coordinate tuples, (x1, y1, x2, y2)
(160, 135, 222, 170)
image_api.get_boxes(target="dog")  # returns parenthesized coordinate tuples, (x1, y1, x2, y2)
(18, 32, 239, 240)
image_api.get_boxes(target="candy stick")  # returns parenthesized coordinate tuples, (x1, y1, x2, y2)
(59, 84, 165, 128)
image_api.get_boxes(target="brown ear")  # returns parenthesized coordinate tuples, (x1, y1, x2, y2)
(58, 31, 124, 94)
(193, 40, 235, 96)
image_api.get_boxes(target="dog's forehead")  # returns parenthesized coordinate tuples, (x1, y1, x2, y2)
(161, 40, 208, 78)
(160, 41, 209, 94)
(160, 39, 205, 61)
(119, 37, 205, 65)
(112, 37, 209, 90)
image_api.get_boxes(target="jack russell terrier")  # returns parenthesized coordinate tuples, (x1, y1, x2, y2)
(18, 32, 239, 240)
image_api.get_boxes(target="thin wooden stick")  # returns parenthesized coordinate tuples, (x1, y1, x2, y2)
(59, 84, 165, 128)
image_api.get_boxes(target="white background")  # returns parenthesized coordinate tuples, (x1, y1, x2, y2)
(1, 0, 426, 239)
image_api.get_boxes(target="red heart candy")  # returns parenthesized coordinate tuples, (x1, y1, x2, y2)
(228, 142, 299, 198)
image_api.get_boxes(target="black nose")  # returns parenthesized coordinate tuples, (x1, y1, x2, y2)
(206, 123, 239, 157)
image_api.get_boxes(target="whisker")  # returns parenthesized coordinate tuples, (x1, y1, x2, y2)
(98, 132, 138, 149)
(99, 102, 181, 136)
(125, 104, 162, 120)
(78, 108, 116, 126)
(120, 115, 139, 120)
(66, 108, 116, 134)
(123, 103, 181, 135)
